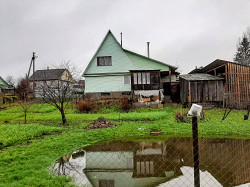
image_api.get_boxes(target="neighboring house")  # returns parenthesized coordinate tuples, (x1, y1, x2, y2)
(72, 80, 85, 96)
(0, 76, 14, 95)
(83, 30, 179, 102)
(187, 59, 250, 109)
(29, 69, 75, 98)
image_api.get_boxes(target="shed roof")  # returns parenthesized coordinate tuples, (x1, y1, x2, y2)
(29, 69, 66, 81)
(202, 59, 250, 73)
(180, 73, 224, 81)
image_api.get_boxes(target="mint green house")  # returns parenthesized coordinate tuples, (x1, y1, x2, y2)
(83, 30, 179, 102)
(0, 76, 14, 94)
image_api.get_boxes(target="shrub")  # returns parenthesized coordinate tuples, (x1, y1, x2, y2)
(120, 98, 132, 112)
(175, 110, 190, 123)
(77, 99, 93, 113)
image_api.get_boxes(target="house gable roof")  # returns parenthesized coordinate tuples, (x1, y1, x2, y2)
(124, 49, 176, 71)
(29, 69, 67, 81)
(83, 30, 142, 76)
(83, 30, 176, 76)
(0, 76, 14, 89)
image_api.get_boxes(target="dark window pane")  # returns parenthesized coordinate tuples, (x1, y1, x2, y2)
(97, 56, 112, 66)
(101, 93, 110, 96)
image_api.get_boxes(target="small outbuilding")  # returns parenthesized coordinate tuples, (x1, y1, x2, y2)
(179, 74, 224, 104)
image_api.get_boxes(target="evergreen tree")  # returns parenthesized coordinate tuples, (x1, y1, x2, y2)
(234, 34, 250, 66)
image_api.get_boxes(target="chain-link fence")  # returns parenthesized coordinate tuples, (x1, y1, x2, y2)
(52, 137, 250, 187)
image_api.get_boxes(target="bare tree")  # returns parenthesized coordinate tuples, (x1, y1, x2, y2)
(5, 75, 15, 87)
(16, 78, 32, 101)
(16, 78, 33, 123)
(54, 61, 83, 82)
(37, 64, 76, 124)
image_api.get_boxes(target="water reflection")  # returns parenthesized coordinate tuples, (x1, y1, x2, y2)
(52, 138, 250, 187)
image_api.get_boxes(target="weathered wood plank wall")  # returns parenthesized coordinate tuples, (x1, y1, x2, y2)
(225, 63, 250, 108)
(180, 79, 224, 104)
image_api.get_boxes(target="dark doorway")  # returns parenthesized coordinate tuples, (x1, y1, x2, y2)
(163, 83, 171, 96)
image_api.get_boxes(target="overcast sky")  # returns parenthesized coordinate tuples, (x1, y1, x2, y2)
(1, 0, 250, 81)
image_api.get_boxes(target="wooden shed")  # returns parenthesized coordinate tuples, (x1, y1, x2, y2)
(201, 59, 250, 109)
(180, 74, 224, 104)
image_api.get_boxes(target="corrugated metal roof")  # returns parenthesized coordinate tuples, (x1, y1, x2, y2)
(179, 74, 224, 81)
(29, 69, 66, 81)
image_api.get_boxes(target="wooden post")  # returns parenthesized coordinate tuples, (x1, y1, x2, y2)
(244, 105, 250, 120)
(192, 116, 200, 187)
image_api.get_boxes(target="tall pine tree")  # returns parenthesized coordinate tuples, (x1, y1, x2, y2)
(234, 34, 250, 66)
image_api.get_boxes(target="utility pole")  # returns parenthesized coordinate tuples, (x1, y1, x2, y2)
(27, 52, 38, 94)
(27, 52, 37, 78)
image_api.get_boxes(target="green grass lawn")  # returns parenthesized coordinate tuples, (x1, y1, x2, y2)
(0, 103, 249, 186)
(0, 124, 63, 148)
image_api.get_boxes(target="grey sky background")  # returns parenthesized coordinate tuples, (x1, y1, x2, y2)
(1, 0, 250, 81)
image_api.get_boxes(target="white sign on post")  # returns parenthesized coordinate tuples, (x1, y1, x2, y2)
(187, 104, 203, 117)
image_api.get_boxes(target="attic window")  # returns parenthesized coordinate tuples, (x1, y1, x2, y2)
(97, 56, 112, 66)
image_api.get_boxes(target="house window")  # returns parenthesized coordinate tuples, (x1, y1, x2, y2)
(146, 73, 150, 84)
(124, 75, 131, 84)
(101, 92, 110, 96)
(137, 73, 142, 84)
(133, 73, 137, 84)
(133, 72, 151, 85)
(142, 73, 146, 84)
(151, 76, 158, 84)
(97, 56, 112, 66)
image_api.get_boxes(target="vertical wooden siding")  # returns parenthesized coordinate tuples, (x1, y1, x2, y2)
(180, 79, 224, 104)
(226, 63, 250, 108)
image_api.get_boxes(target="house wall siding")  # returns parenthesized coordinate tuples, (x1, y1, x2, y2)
(84, 33, 141, 75)
(85, 75, 131, 93)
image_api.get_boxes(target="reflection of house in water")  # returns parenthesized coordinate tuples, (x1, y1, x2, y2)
(84, 141, 184, 187)
(53, 138, 250, 187)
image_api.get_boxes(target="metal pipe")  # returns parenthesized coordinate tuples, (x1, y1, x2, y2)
(147, 42, 150, 58)
(120, 32, 123, 47)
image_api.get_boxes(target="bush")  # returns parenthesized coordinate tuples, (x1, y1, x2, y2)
(77, 99, 93, 113)
(175, 110, 190, 123)
(120, 98, 132, 112)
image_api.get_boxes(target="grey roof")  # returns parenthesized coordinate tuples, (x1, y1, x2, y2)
(179, 73, 224, 81)
(200, 59, 250, 73)
(29, 69, 66, 81)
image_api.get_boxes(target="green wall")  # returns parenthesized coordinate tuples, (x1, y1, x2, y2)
(84, 32, 142, 75)
(85, 75, 131, 93)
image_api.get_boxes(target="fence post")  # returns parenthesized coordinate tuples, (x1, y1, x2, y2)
(192, 116, 200, 187)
